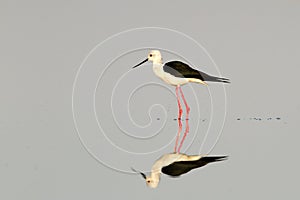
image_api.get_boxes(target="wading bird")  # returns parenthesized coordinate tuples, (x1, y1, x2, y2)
(132, 50, 230, 152)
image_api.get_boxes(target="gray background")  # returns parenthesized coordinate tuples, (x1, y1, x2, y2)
(1, 0, 299, 199)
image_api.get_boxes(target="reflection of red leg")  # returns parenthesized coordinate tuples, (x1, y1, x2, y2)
(177, 87, 190, 153)
(174, 86, 183, 153)
(175, 118, 183, 153)
(179, 87, 190, 119)
(178, 117, 189, 153)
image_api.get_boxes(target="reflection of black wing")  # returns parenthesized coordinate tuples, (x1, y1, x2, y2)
(161, 156, 228, 177)
(163, 61, 230, 83)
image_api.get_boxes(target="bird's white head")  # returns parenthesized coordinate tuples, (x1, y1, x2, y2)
(147, 50, 162, 64)
(132, 50, 162, 69)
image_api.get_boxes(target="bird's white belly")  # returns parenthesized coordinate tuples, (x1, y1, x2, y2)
(153, 65, 188, 86)
(163, 73, 189, 86)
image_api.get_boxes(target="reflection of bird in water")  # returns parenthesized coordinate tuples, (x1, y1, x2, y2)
(133, 50, 230, 153)
(132, 153, 227, 188)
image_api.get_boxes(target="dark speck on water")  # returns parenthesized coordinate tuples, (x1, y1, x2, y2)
(236, 117, 282, 121)
(157, 118, 160, 120)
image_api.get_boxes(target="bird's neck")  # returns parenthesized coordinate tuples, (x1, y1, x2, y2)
(152, 63, 164, 79)
(153, 59, 162, 65)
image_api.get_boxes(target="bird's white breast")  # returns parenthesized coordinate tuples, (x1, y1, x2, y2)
(152, 64, 189, 86)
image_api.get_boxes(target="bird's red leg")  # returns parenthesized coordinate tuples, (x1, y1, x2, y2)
(179, 86, 190, 119)
(177, 87, 190, 153)
(174, 85, 183, 153)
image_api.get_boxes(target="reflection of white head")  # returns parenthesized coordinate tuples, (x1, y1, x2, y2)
(145, 173, 160, 188)
(147, 50, 162, 64)
(131, 168, 161, 189)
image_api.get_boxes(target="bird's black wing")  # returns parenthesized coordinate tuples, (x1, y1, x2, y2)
(161, 156, 228, 177)
(163, 61, 230, 83)
(163, 61, 203, 79)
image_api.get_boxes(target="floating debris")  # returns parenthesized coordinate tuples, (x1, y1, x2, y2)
(236, 117, 283, 121)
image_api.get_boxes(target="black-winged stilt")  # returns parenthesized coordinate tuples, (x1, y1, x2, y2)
(132, 153, 227, 188)
(132, 50, 230, 152)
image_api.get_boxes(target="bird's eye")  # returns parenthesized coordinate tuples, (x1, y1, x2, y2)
(147, 180, 151, 183)
(149, 54, 152, 57)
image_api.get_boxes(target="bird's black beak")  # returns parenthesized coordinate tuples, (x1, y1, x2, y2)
(131, 167, 146, 179)
(132, 58, 148, 69)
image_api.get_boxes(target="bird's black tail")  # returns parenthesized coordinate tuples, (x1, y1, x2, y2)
(206, 76, 230, 83)
(199, 71, 230, 83)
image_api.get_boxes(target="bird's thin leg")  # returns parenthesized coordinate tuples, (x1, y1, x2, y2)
(174, 85, 183, 153)
(177, 86, 183, 119)
(179, 86, 190, 119)
(177, 117, 189, 153)
(177, 87, 190, 153)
